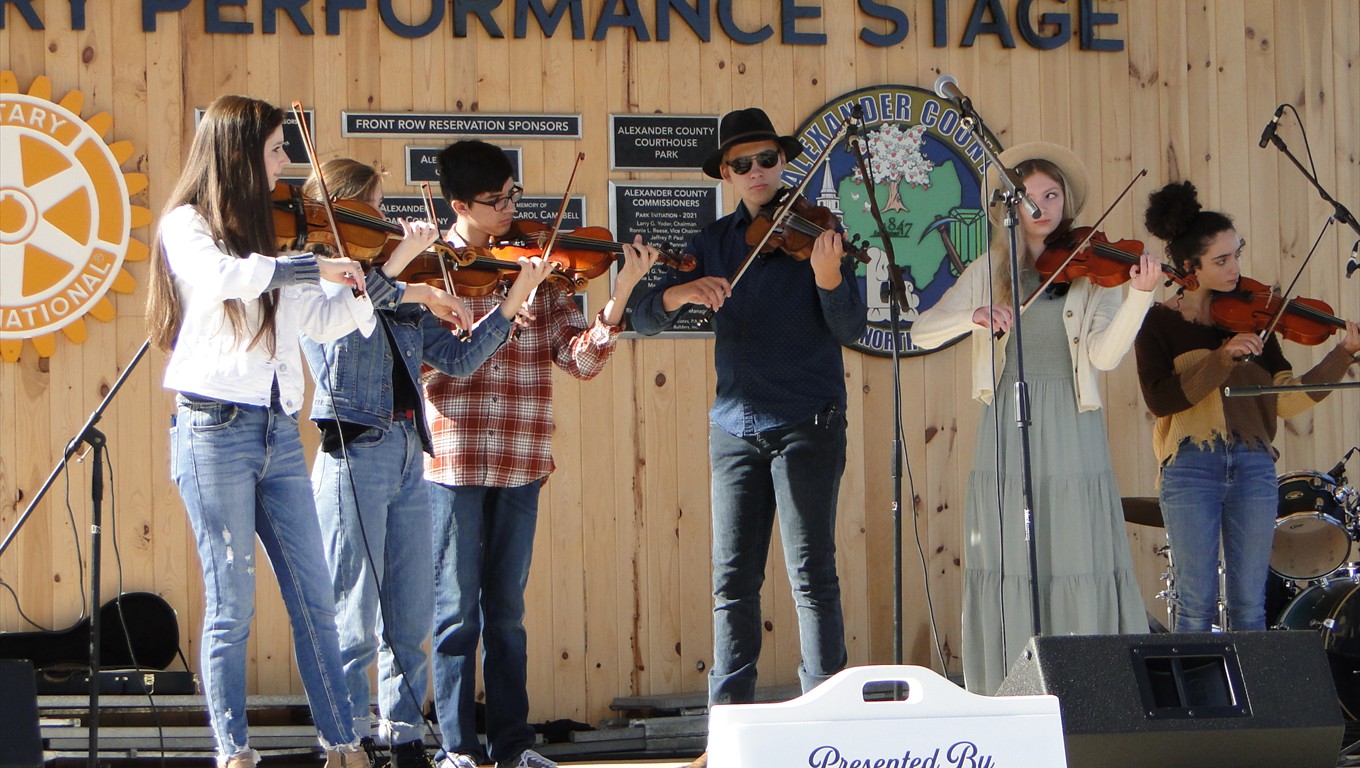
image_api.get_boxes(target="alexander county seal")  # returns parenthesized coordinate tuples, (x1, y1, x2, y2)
(785, 85, 988, 357)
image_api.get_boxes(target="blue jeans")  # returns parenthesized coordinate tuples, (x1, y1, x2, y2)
(313, 418, 432, 744)
(1160, 439, 1278, 631)
(430, 482, 540, 763)
(707, 409, 848, 705)
(170, 394, 356, 761)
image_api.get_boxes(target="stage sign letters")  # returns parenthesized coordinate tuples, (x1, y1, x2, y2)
(610, 114, 718, 171)
(11, 1, 1123, 52)
(342, 112, 581, 140)
(381, 195, 585, 232)
(612, 181, 721, 336)
(405, 146, 522, 186)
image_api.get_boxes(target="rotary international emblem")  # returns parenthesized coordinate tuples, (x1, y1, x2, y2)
(0, 71, 150, 362)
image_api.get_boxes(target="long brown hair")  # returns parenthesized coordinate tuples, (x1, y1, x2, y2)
(146, 95, 284, 353)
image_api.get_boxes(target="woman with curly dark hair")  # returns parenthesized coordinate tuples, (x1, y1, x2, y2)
(1135, 180, 1359, 632)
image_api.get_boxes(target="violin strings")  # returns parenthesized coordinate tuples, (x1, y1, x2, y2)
(1235, 291, 1344, 327)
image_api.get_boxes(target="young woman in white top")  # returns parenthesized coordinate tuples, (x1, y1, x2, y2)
(912, 142, 1160, 694)
(145, 95, 381, 768)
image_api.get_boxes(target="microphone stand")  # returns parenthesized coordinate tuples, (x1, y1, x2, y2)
(952, 105, 1046, 641)
(1263, 130, 1360, 241)
(844, 110, 912, 664)
(1223, 380, 1360, 397)
(0, 339, 152, 768)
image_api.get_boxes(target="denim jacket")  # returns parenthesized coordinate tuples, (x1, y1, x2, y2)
(301, 270, 512, 454)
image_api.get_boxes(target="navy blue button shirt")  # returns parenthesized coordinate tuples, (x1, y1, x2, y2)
(631, 202, 867, 437)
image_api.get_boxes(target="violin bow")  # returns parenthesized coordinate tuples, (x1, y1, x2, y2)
(289, 101, 365, 297)
(539, 152, 586, 268)
(1255, 214, 1335, 340)
(1019, 168, 1148, 312)
(419, 182, 456, 289)
(726, 116, 856, 293)
(420, 182, 471, 342)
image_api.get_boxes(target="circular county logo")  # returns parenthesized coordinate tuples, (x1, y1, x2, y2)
(0, 71, 150, 362)
(787, 85, 988, 357)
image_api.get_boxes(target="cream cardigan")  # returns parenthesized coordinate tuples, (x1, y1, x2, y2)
(911, 256, 1155, 412)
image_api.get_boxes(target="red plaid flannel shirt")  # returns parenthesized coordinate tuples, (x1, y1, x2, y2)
(422, 281, 621, 488)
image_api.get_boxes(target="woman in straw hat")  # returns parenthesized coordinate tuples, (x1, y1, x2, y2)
(913, 142, 1160, 694)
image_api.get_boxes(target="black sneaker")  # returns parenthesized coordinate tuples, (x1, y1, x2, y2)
(360, 738, 388, 768)
(390, 739, 437, 768)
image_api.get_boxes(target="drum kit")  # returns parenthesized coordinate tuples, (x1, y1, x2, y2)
(1126, 458, 1360, 719)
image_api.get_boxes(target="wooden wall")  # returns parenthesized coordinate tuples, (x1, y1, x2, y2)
(2, 0, 1358, 727)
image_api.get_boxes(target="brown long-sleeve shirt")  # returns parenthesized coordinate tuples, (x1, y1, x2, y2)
(1134, 303, 1355, 465)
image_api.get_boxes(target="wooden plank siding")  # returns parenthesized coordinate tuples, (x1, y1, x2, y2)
(2, 0, 1358, 728)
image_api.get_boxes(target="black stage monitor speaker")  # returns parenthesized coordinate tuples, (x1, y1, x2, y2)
(995, 631, 1342, 768)
(0, 659, 44, 768)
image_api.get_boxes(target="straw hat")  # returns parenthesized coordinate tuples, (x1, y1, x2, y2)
(991, 141, 1090, 217)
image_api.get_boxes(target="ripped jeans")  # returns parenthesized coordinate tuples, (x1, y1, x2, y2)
(171, 393, 357, 761)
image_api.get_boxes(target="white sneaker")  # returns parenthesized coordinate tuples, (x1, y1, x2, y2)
(440, 754, 480, 768)
(498, 749, 556, 768)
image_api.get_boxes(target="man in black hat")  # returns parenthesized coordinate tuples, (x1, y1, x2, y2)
(631, 108, 866, 767)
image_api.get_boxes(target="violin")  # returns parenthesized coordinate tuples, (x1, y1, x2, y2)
(272, 182, 392, 259)
(1211, 276, 1349, 346)
(490, 219, 697, 278)
(746, 191, 872, 265)
(272, 183, 475, 276)
(1036, 221, 1198, 291)
(439, 245, 586, 298)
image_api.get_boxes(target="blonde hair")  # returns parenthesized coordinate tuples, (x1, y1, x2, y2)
(302, 158, 383, 205)
(985, 158, 1078, 306)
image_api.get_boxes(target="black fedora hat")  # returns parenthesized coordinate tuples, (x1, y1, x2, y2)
(702, 107, 804, 179)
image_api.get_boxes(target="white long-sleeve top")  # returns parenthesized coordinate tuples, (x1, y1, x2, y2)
(911, 255, 1154, 412)
(159, 205, 375, 414)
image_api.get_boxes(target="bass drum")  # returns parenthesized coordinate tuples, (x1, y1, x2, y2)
(1271, 470, 1353, 580)
(1276, 579, 1360, 719)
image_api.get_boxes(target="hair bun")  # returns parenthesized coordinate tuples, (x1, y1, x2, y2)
(1144, 181, 1202, 241)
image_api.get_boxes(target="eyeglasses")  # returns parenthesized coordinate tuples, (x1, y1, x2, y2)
(469, 185, 523, 212)
(725, 149, 780, 175)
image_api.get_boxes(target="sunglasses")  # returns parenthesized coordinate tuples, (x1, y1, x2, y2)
(725, 149, 780, 175)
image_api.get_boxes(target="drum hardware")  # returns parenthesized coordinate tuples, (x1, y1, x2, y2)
(1154, 543, 1178, 631)
(1271, 469, 1359, 581)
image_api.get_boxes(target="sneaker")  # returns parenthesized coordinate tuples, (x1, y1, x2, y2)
(439, 754, 480, 768)
(325, 745, 376, 768)
(496, 749, 556, 768)
(390, 740, 436, 768)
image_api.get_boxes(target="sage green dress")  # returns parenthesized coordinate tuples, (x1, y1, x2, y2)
(961, 273, 1147, 694)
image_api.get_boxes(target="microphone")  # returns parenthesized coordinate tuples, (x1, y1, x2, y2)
(933, 74, 970, 110)
(936, 74, 1039, 219)
(1258, 104, 1285, 149)
(1348, 240, 1360, 279)
(848, 103, 863, 144)
(1327, 447, 1356, 481)
(1013, 174, 1042, 221)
